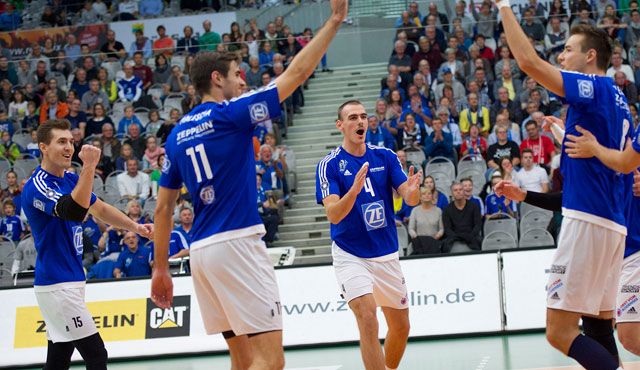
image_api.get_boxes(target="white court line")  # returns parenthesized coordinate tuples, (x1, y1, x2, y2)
(287, 366, 342, 370)
(522, 361, 640, 370)
(476, 355, 491, 370)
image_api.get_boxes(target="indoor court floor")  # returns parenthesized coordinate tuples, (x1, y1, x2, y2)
(27, 332, 640, 370)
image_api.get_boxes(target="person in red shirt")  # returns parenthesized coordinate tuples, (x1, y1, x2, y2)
(153, 25, 175, 58)
(460, 124, 488, 159)
(520, 120, 555, 167)
(132, 52, 153, 90)
(475, 34, 494, 62)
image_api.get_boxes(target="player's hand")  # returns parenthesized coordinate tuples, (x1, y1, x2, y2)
(136, 223, 154, 239)
(542, 115, 565, 133)
(330, 0, 348, 23)
(633, 169, 640, 197)
(406, 166, 422, 194)
(494, 180, 526, 202)
(151, 268, 174, 309)
(565, 125, 599, 159)
(350, 161, 369, 194)
(78, 145, 101, 169)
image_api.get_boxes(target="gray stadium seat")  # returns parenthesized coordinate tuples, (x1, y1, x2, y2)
(12, 132, 32, 149)
(92, 174, 104, 193)
(114, 198, 130, 212)
(519, 228, 555, 248)
(102, 185, 121, 204)
(405, 148, 426, 168)
(482, 231, 517, 251)
(15, 235, 36, 273)
(397, 224, 410, 255)
(458, 154, 487, 174)
(105, 170, 123, 190)
(0, 237, 16, 273)
(143, 197, 157, 218)
(520, 210, 553, 235)
(520, 202, 553, 221)
(456, 169, 484, 195)
(483, 214, 518, 241)
(430, 171, 453, 192)
(171, 55, 186, 70)
(425, 156, 456, 180)
(0, 268, 13, 287)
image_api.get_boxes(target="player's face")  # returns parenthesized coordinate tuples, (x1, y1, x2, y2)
(558, 35, 591, 72)
(337, 103, 368, 146)
(41, 129, 74, 169)
(220, 61, 243, 100)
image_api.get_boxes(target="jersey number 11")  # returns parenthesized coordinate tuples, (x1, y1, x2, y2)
(186, 144, 213, 183)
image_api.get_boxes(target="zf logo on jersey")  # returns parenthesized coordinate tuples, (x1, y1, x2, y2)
(249, 102, 270, 123)
(72, 225, 83, 255)
(578, 79, 594, 99)
(145, 295, 191, 338)
(361, 200, 387, 231)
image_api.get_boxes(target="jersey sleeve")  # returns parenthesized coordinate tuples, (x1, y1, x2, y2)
(386, 149, 409, 191)
(632, 126, 640, 154)
(561, 71, 597, 107)
(159, 138, 183, 189)
(172, 230, 189, 250)
(228, 81, 282, 131)
(315, 159, 341, 204)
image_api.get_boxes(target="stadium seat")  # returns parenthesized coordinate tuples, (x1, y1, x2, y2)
(456, 169, 484, 195)
(93, 175, 104, 193)
(0, 157, 11, 174)
(164, 94, 184, 114)
(397, 223, 410, 255)
(458, 154, 487, 174)
(15, 235, 36, 272)
(0, 268, 13, 287)
(171, 55, 186, 70)
(520, 210, 553, 235)
(12, 132, 32, 149)
(105, 170, 123, 189)
(430, 170, 453, 192)
(483, 214, 518, 241)
(0, 237, 16, 274)
(101, 61, 123, 81)
(142, 197, 157, 218)
(71, 161, 83, 173)
(102, 185, 121, 204)
(13, 155, 39, 179)
(404, 148, 426, 168)
(482, 231, 517, 251)
(113, 197, 130, 212)
(520, 202, 553, 221)
(425, 156, 456, 180)
(519, 228, 555, 248)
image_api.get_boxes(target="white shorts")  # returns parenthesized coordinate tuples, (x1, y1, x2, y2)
(617, 252, 640, 323)
(34, 285, 98, 343)
(331, 243, 408, 309)
(547, 217, 625, 315)
(190, 235, 282, 336)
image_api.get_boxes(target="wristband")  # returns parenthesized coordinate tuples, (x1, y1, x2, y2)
(496, 0, 510, 9)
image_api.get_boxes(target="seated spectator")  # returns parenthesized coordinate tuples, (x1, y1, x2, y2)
(113, 232, 151, 278)
(142, 136, 165, 171)
(461, 177, 484, 216)
(0, 4, 21, 31)
(245, 56, 264, 89)
(97, 226, 124, 260)
(156, 108, 180, 144)
(115, 143, 135, 172)
(177, 26, 199, 55)
(29, 61, 52, 95)
(442, 182, 482, 252)
(257, 174, 279, 246)
(70, 68, 90, 99)
(22, 101, 39, 131)
(140, 0, 164, 17)
(424, 118, 454, 160)
(365, 115, 395, 149)
(66, 99, 88, 135)
(408, 187, 444, 255)
(181, 85, 201, 115)
(494, 46, 521, 80)
(26, 130, 40, 158)
(118, 105, 144, 135)
(259, 41, 275, 68)
(490, 86, 523, 126)
(118, 62, 143, 104)
(124, 124, 146, 159)
(118, 0, 140, 19)
(487, 126, 521, 171)
(614, 71, 638, 106)
(402, 91, 432, 129)
(435, 106, 463, 148)
(127, 199, 149, 225)
(200, 20, 222, 52)
(145, 110, 164, 137)
(0, 170, 20, 201)
(485, 173, 517, 219)
(89, 139, 114, 179)
(81, 79, 111, 113)
(520, 8, 546, 42)
(8, 89, 27, 122)
(175, 207, 193, 239)
(514, 148, 549, 192)
(607, 51, 635, 83)
(389, 40, 413, 82)
(100, 30, 127, 62)
(460, 124, 487, 159)
(423, 175, 449, 210)
(438, 48, 464, 82)
(132, 52, 153, 92)
(98, 123, 120, 160)
(153, 54, 171, 85)
(165, 65, 190, 94)
(92, 0, 109, 18)
(256, 145, 284, 192)
(149, 153, 164, 196)
(519, 77, 550, 110)
(520, 121, 555, 167)
(148, 229, 189, 266)
(129, 30, 152, 59)
(117, 158, 150, 201)
(434, 68, 466, 102)
(0, 199, 23, 242)
(0, 131, 20, 162)
(545, 16, 568, 59)
(78, 1, 99, 25)
(412, 36, 444, 73)
(399, 113, 424, 150)
(86, 103, 113, 137)
(498, 156, 516, 182)
(459, 93, 490, 136)
(98, 67, 118, 103)
(0, 56, 17, 86)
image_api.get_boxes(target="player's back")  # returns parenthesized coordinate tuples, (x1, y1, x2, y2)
(160, 83, 281, 248)
(560, 71, 631, 231)
(22, 167, 86, 287)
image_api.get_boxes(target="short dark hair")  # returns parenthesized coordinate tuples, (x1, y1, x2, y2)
(337, 99, 363, 120)
(522, 148, 534, 156)
(525, 120, 538, 129)
(37, 119, 71, 145)
(460, 177, 473, 185)
(133, 51, 143, 58)
(190, 51, 238, 96)
(570, 24, 612, 71)
(157, 25, 165, 31)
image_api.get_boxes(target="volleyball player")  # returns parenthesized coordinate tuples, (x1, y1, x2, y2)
(23, 119, 153, 369)
(150, 1, 348, 369)
(316, 100, 421, 370)
(497, 0, 629, 368)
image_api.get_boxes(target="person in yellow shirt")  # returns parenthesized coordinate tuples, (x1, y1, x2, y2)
(459, 93, 490, 136)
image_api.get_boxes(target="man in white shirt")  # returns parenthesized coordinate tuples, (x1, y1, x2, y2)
(117, 158, 150, 201)
(514, 148, 549, 192)
(606, 52, 635, 83)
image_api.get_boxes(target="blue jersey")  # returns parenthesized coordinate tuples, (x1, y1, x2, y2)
(22, 167, 97, 286)
(149, 230, 189, 261)
(115, 246, 151, 278)
(256, 160, 283, 191)
(82, 215, 101, 246)
(0, 214, 23, 241)
(624, 127, 640, 258)
(315, 144, 408, 258)
(560, 71, 631, 233)
(159, 82, 281, 246)
(485, 193, 517, 215)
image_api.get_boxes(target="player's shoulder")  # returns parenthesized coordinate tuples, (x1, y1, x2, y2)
(317, 147, 343, 170)
(366, 143, 397, 160)
(228, 81, 278, 106)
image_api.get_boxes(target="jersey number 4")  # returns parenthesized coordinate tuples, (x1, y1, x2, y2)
(364, 177, 376, 197)
(186, 144, 213, 183)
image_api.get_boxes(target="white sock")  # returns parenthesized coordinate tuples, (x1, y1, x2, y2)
(385, 367, 397, 370)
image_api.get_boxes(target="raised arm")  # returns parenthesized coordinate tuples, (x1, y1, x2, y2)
(565, 125, 640, 174)
(89, 199, 153, 238)
(496, 0, 564, 97)
(397, 166, 421, 206)
(275, 0, 347, 102)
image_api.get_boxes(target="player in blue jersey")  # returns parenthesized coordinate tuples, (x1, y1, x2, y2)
(316, 100, 421, 370)
(150, 1, 349, 369)
(497, 0, 628, 369)
(22, 119, 153, 370)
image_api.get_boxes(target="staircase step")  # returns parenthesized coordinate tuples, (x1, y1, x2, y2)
(282, 214, 329, 225)
(283, 205, 326, 217)
(286, 136, 341, 146)
(272, 236, 332, 248)
(279, 221, 330, 233)
(291, 192, 318, 202)
(294, 245, 332, 256)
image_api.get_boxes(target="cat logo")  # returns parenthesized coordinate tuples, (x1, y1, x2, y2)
(144, 295, 191, 339)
